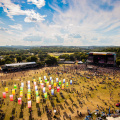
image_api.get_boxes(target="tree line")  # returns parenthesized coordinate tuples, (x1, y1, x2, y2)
(0, 46, 120, 66)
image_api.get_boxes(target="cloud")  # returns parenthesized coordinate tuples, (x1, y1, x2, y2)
(0, 27, 8, 31)
(24, 10, 46, 22)
(0, 21, 4, 24)
(9, 24, 22, 30)
(0, 0, 46, 22)
(69, 34, 81, 38)
(55, 35, 64, 43)
(23, 35, 42, 41)
(27, 0, 45, 9)
(61, 0, 66, 4)
(0, 0, 120, 46)
(0, 27, 13, 34)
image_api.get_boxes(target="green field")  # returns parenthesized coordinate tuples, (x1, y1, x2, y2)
(48, 52, 74, 58)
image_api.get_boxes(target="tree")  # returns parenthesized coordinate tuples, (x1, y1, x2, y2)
(26, 56, 38, 62)
(45, 56, 57, 66)
(16, 56, 22, 62)
(31, 56, 38, 62)
(116, 58, 120, 66)
(4, 56, 14, 64)
(0, 59, 5, 65)
(69, 54, 75, 61)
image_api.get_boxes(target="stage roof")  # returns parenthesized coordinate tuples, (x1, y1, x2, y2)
(5, 62, 36, 67)
(88, 52, 116, 55)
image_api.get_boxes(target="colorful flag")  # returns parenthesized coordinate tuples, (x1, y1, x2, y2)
(49, 85, 51, 90)
(10, 95, 13, 101)
(20, 91, 23, 97)
(18, 98, 22, 104)
(36, 96, 40, 103)
(51, 89, 54, 95)
(5, 87, 8, 93)
(3, 92, 6, 98)
(57, 87, 60, 92)
(28, 101, 31, 108)
(12, 89, 15, 95)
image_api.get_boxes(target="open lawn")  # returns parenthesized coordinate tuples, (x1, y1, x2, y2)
(48, 53, 74, 59)
(0, 64, 120, 120)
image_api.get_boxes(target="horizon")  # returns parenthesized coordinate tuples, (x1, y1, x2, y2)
(0, 0, 120, 46)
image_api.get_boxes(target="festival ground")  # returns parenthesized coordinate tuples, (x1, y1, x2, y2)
(0, 64, 120, 120)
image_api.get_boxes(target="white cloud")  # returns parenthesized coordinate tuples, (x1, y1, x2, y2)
(0, 0, 46, 22)
(24, 10, 46, 22)
(9, 24, 22, 30)
(61, 0, 66, 4)
(27, 0, 45, 9)
(0, 0, 120, 46)
(0, 27, 14, 34)
(0, 20, 4, 24)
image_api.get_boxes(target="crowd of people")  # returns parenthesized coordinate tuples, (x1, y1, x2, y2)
(0, 64, 120, 120)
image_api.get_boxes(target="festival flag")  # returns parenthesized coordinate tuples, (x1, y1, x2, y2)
(20, 87, 23, 91)
(49, 85, 51, 90)
(39, 77, 41, 81)
(51, 89, 54, 95)
(36, 91, 39, 96)
(63, 79, 65, 83)
(40, 80, 42, 84)
(14, 84, 17, 90)
(5, 87, 8, 93)
(35, 86, 38, 91)
(21, 82, 24, 87)
(51, 80, 53, 85)
(70, 80, 72, 85)
(3, 92, 6, 98)
(27, 93, 31, 100)
(28, 84, 30, 89)
(66, 82, 68, 87)
(12, 89, 15, 95)
(43, 87, 45, 93)
(28, 89, 31, 94)
(59, 81, 61, 86)
(47, 81, 49, 86)
(36, 96, 40, 103)
(41, 83, 44, 89)
(28, 81, 30, 85)
(54, 83, 56, 88)
(44, 92, 47, 99)
(18, 98, 22, 104)
(45, 79, 47, 83)
(50, 77, 52, 81)
(57, 87, 60, 92)
(20, 91, 23, 97)
(28, 100, 31, 108)
(44, 76, 46, 80)
(56, 78, 58, 82)
(10, 95, 13, 101)
(62, 84, 64, 89)
(34, 82, 36, 87)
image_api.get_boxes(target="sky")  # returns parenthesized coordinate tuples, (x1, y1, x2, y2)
(0, 0, 120, 46)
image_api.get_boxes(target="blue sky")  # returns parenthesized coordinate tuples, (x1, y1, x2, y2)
(0, 0, 120, 46)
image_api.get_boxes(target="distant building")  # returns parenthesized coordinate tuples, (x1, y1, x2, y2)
(78, 61, 83, 64)
(87, 52, 116, 66)
(58, 60, 75, 64)
(64, 61, 75, 64)
(0, 56, 3, 60)
(1, 62, 37, 72)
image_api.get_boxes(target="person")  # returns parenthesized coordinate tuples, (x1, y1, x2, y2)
(80, 112, 82, 117)
(69, 115, 71, 120)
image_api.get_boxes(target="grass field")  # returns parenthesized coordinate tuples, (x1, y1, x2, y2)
(0, 65, 120, 120)
(48, 52, 74, 58)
